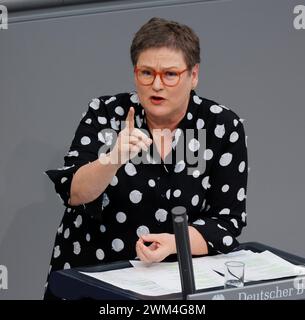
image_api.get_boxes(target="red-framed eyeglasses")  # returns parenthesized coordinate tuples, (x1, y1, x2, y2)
(134, 66, 188, 87)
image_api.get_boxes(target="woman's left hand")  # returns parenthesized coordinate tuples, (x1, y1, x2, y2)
(136, 233, 176, 263)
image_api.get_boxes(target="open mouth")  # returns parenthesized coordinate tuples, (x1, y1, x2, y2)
(150, 96, 165, 104)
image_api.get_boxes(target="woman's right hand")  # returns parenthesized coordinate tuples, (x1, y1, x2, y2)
(107, 107, 153, 165)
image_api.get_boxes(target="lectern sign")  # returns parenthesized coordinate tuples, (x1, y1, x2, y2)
(188, 277, 305, 300)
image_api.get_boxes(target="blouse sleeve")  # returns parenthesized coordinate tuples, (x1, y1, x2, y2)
(190, 119, 248, 254)
(45, 98, 112, 216)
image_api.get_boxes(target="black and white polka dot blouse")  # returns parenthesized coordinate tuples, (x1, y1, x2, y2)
(45, 90, 248, 275)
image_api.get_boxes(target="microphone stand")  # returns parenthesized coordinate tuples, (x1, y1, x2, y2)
(171, 206, 196, 299)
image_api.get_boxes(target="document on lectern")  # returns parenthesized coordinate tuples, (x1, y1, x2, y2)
(208, 250, 305, 281)
(80, 250, 305, 296)
(81, 262, 224, 296)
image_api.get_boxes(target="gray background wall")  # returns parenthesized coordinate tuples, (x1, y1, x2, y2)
(0, 0, 304, 299)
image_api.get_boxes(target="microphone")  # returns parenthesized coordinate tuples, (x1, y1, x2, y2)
(171, 206, 196, 299)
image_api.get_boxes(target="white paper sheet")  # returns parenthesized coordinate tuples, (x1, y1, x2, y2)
(209, 250, 305, 282)
(130, 260, 224, 291)
(81, 267, 174, 296)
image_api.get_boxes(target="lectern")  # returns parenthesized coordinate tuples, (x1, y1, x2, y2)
(48, 242, 305, 300)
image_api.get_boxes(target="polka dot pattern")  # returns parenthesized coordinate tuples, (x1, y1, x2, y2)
(222, 184, 230, 192)
(112, 238, 124, 252)
(191, 195, 199, 206)
(98, 116, 107, 125)
(81, 136, 91, 145)
(203, 149, 213, 161)
(219, 153, 232, 166)
(45, 91, 248, 284)
(196, 119, 205, 129)
(174, 160, 185, 173)
(189, 138, 200, 152)
(214, 124, 225, 138)
(64, 228, 70, 239)
(166, 189, 171, 200)
(155, 209, 168, 222)
(136, 225, 150, 237)
(129, 190, 142, 204)
(130, 93, 139, 104)
(202, 176, 211, 190)
(193, 95, 202, 104)
(193, 219, 205, 225)
(173, 189, 181, 197)
(96, 249, 105, 260)
(110, 175, 118, 186)
(74, 215, 82, 228)
(223, 236, 233, 246)
(230, 131, 239, 143)
(148, 179, 155, 187)
(73, 241, 81, 255)
(237, 188, 246, 201)
(238, 161, 246, 173)
(53, 245, 60, 258)
(116, 212, 127, 223)
(219, 208, 230, 215)
(115, 106, 124, 116)
(210, 105, 223, 114)
(89, 98, 100, 110)
(125, 162, 137, 176)
(192, 170, 200, 178)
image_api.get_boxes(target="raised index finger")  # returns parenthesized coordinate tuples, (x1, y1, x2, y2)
(125, 106, 135, 131)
